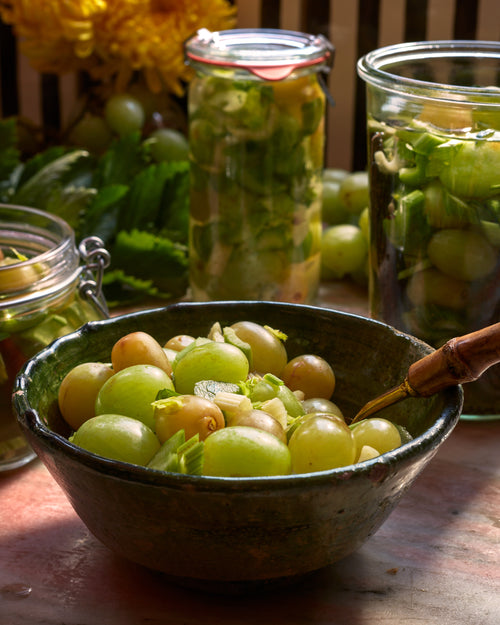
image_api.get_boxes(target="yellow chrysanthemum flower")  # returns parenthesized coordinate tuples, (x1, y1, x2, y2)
(0, 0, 236, 94)
(0, 0, 107, 73)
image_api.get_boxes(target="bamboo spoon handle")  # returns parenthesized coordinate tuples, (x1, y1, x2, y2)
(351, 322, 500, 424)
(407, 322, 500, 397)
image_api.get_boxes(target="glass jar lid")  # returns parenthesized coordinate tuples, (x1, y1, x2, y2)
(185, 28, 334, 80)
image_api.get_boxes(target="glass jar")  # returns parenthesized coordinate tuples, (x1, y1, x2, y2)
(185, 28, 334, 303)
(0, 204, 110, 471)
(357, 41, 500, 420)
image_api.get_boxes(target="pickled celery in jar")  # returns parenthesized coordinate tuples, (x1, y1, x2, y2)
(0, 205, 109, 471)
(358, 41, 500, 419)
(185, 29, 334, 303)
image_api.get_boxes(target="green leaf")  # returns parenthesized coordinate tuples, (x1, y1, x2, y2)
(11, 149, 91, 209)
(92, 132, 149, 187)
(102, 269, 165, 306)
(105, 228, 188, 300)
(156, 160, 190, 240)
(81, 183, 129, 240)
(120, 162, 171, 231)
(120, 160, 190, 236)
(46, 185, 97, 232)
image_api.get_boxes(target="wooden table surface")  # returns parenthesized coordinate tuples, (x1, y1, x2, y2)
(1, 283, 499, 625)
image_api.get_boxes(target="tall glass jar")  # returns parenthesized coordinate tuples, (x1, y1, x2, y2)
(0, 205, 109, 471)
(357, 41, 500, 419)
(185, 28, 334, 303)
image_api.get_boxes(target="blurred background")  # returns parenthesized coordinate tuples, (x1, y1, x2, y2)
(1, 0, 498, 173)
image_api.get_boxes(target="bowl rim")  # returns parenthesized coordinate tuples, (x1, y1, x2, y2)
(14, 301, 464, 491)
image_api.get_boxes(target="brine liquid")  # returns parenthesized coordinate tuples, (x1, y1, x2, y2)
(188, 72, 325, 303)
(367, 120, 500, 417)
(0, 295, 104, 471)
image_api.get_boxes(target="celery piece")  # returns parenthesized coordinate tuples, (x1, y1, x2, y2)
(223, 326, 252, 368)
(399, 154, 429, 186)
(411, 132, 446, 155)
(177, 434, 204, 476)
(147, 429, 185, 472)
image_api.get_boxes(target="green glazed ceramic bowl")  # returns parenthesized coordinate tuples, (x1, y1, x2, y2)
(13, 302, 463, 589)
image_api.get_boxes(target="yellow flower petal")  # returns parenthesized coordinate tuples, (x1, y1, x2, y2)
(1, 0, 236, 92)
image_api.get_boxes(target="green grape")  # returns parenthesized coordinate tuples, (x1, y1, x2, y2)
(286, 412, 345, 442)
(322, 180, 350, 225)
(149, 128, 189, 162)
(95, 364, 174, 430)
(406, 267, 469, 310)
(68, 113, 112, 153)
(173, 341, 250, 395)
(427, 229, 496, 281)
(350, 418, 401, 458)
(70, 414, 160, 466)
(203, 426, 291, 477)
(281, 354, 335, 400)
(301, 397, 345, 421)
(153, 394, 225, 442)
(338, 171, 369, 215)
(164, 334, 195, 352)
(422, 180, 471, 229)
(111, 331, 172, 375)
(230, 321, 287, 377)
(58, 362, 114, 431)
(439, 140, 500, 199)
(228, 409, 286, 443)
(321, 224, 367, 278)
(288, 415, 356, 473)
(104, 93, 145, 136)
(323, 167, 349, 183)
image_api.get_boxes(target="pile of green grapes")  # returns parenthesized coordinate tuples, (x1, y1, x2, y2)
(67, 90, 189, 162)
(321, 168, 370, 286)
(59, 321, 407, 477)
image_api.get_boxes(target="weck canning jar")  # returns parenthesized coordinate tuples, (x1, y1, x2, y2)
(0, 204, 110, 471)
(357, 40, 500, 419)
(185, 28, 334, 303)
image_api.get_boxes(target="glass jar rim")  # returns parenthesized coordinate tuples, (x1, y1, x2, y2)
(357, 40, 500, 105)
(0, 203, 80, 307)
(185, 28, 334, 80)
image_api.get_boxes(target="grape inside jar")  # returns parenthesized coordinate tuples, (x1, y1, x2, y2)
(185, 29, 334, 303)
(358, 41, 500, 419)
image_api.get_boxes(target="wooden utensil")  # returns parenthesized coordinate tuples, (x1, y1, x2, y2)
(351, 322, 500, 424)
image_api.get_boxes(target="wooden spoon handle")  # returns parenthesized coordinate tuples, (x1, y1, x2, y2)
(407, 322, 500, 397)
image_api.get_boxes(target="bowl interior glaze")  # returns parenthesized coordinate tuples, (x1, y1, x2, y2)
(14, 301, 463, 587)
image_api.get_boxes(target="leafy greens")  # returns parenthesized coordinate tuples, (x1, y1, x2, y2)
(0, 118, 189, 306)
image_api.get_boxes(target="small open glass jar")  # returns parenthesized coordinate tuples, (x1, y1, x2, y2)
(357, 40, 500, 419)
(185, 28, 334, 303)
(0, 204, 110, 471)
